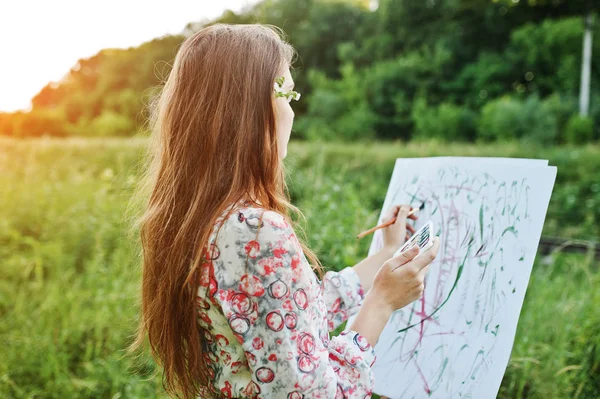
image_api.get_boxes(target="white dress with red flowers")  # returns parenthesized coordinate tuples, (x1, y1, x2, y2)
(195, 201, 376, 398)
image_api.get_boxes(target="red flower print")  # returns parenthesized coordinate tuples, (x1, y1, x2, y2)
(228, 315, 250, 335)
(203, 329, 213, 343)
(217, 288, 237, 302)
(297, 355, 316, 373)
(220, 350, 232, 365)
(196, 296, 210, 310)
(268, 278, 289, 299)
(290, 255, 303, 282)
(207, 243, 220, 260)
(298, 332, 316, 355)
(353, 334, 371, 352)
(330, 297, 341, 313)
(203, 352, 212, 364)
(266, 311, 284, 331)
(252, 337, 264, 350)
(207, 366, 215, 380)
(241, 380, 261, 397)
(284, 312, 298, 329)
(273, 246, 288, 258)
(197, 311, 212, 324)
(231, 292, 253, 315)
(220, 381, 232, 398)
(209, 277, 218, 298)
(335, 383, 345, 399)
(240, 274, 265, 297)
(231, 360, 244, 374)
(244, 351, 257, 367)
(215, 334, 229, 347)
(293, 289, 308, 310)
(245, 240, 260, 258)
(258, 256, 284, 276)
(344, 351, 361, 366)
(256, 366, 275, 383)
(268, 353, 278, 361)
(267, 215, 288, 229)
(282, 299, 294, 311)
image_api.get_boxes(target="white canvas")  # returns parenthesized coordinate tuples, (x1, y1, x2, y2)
(348, 157, 557, 399)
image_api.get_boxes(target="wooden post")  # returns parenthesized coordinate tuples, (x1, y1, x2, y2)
(579, 12, 593, 117)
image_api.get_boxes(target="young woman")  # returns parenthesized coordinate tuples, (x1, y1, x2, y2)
(130, 23, 440, 399)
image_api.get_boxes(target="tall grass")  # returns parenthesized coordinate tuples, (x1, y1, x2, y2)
(0, 137, 598, 398)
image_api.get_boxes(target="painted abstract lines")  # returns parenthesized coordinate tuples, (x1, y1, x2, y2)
(352, 157, 556, 399)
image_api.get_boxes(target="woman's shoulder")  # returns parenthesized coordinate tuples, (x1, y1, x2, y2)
(212, 201, 292, 243)
(208, 202, 302, 277)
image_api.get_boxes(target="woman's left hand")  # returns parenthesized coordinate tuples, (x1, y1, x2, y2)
(380, 204, 418, 255)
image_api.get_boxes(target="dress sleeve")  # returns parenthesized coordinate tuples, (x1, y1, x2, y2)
(322, 267, 366, 331)
(213, 209, 376, 398)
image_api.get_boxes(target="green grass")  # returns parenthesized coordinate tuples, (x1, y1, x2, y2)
(0, 137, 598, 398)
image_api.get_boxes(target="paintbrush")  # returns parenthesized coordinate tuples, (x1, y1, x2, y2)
(356, 202, 425, 239)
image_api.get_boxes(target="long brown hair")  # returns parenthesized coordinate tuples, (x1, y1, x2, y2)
(126, 23, 324, 399)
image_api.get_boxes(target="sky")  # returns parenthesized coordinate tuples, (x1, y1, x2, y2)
(0, 0, 260, 113)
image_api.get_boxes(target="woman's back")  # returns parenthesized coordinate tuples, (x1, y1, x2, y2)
(195, 199, 375, 398)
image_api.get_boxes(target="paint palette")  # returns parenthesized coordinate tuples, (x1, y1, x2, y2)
(394, 220, 434, 259)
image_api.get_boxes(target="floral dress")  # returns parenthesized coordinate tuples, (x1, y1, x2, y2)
(195, 200, 376, 398)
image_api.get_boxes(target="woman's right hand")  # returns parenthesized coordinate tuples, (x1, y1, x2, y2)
(347, 236, 440, 347)
(371, 236, 440, 313)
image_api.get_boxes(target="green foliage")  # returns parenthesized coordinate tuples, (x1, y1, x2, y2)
(1, 1, 599, 143)
(505, 17, 598, 97)
(498, 251, 600, 399)
(88, 111, 137, 137)
(564, 115, 595, 144)
(478, 95, 559, 145)
(296, 64, 377, 141)
(542, 93, 579, 141)
(451, 52, 515, 109)
(361, 43, 454, 139)
(411, 96, 478, 141)
(0, 137, 164, 398)
(11, 109, 68, 137)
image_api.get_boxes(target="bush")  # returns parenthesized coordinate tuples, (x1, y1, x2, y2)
(412, 96, 477, 141)
(542, 93, 577, 142)
(0, 112, 15, 136)
(478, 96, 524, 141)
(505, 17, 588, 96)
(298, 65, 377, 141)
(478, 95, 558, 145)
(88, 111, 136, 137)
(564, 115, 594, 144)
(363, 44, 453, 140)
(12, 109, 68, 137)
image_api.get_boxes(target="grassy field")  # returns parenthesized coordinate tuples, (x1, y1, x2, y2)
(0, 137, 598, 398)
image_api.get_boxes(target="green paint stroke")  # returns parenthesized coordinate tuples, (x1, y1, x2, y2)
(479, 203, 484, 243)
(433, 357, 449, 387)
(470, 349, 486, 380)
(397, 245, 469, 334)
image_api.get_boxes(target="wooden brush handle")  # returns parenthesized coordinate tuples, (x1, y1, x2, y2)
(356, 208, 419, 239)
